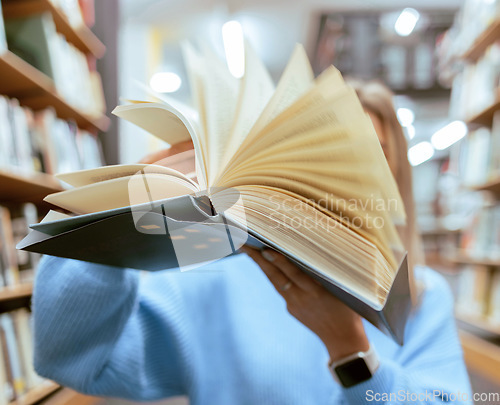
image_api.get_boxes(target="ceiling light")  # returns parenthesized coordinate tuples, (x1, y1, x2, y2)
(149, 72, 182, 93)
(406, 124, 415, 139)
(431, 121, 468, 150)
(397, 107, 415, 127)
(222, 20, 245, 78)
(408, 141, 434, 166)
(395, 8, 420, 37)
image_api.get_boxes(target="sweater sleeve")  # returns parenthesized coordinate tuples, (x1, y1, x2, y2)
(339, 268, 473, 405)
(32, 255, 186, 401)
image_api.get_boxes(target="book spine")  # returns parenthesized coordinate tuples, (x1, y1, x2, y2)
(13, 309, 43, 390)
(10, 203, 40, 282)
(0, 314, 25, 398)
(0, 0, 7, 54)
(0, 327, 14, 403)
(489, 270, 500, 324)
(0, 207, 19, 287)
(0, 329, 9, 405)
(79, 0, 95, 27)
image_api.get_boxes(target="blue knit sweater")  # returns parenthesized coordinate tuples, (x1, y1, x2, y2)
(32, 253, 472, 404)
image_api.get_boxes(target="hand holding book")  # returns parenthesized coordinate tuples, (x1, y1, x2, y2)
(243, 246, 370, 361)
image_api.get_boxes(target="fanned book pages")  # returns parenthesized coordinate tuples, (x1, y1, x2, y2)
(18, 43, 411, 344)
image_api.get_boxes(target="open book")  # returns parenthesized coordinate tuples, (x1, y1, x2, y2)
(18, 43, 411, 344)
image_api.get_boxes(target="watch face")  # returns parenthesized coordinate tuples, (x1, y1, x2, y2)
(334, 358, 373, 388)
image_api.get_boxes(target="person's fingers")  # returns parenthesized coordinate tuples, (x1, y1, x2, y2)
(261, 249, 322, 296)
(241, 247, 295, 294)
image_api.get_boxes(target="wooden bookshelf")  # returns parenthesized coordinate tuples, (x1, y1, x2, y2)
(0, 169, 62, 204)
(457, 313, 500, 336)
(450, 252, 500, 267)
(9, 381, 60, 405)
(462, 18, 500, 62)
(2, 0, 105, 58)
(421, 226, 461, 237)
(466, 92, 500, 127)
(0, 284, 33, 303)
(40, 388, 100, 405)
(472, 177, 500, 197)
(0, 51, 109, 132)
(460, 331, 500, 385)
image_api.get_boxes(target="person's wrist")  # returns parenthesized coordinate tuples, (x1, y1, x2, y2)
(322, 316, 369, 362)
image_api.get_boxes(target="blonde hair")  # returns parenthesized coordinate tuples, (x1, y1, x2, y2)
(348, 79, 425, 302)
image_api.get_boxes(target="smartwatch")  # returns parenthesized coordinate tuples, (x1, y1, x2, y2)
(328, 344, 380, 388)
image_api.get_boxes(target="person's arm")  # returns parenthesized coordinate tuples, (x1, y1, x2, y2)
(32, 255, 186, 401)
(243, 248, 472, 404)
(33, 141, 195, 400)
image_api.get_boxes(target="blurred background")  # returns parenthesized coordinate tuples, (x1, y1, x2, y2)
(0, 0, 500, 404)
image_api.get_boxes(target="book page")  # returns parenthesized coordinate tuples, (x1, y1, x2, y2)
(56, 164, 198, 189)
(200, 46, 240, 186)
(127, 79, 200, 121)
(215, 88, 405, 268)
(39, 210, 72, 223)
(212, 185, 391, 306)
(222, 65, 347, 176)
(44, 174, 198, 214)
(181, 43, 209, 188)
(112, 102, 208, 189)
(181, 42, 208, 141)
(248, 44, 314, 136)
(219, 41, 275, 174)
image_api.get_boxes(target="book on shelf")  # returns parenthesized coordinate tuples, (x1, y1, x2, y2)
(52, 0, 85, 28)
(4, 12, 59, 79)
(490, 110, 500, 179)
(489, 270, 500, 324)
(0, 203, 42, 287)
(19, 43, 411, 344)
(461, 127, 492, 187)
(78, 0, 95, 28)
(0, 324, 10, 405)
(0, 309, 45, 404)
(36, 108, 104, 174)
(0, 94, 104, 176)
(9, 203, 40, 284)
(448, 41, 500, 121)
(0, 206, 19, 288)
(0, 96, 41, 174)
(459, 203, 500, 260)
(0, 312, 25, 400)
(3, 11, 105, 116)
(447, 0, 500, 60)
(0, 0, 6, 54)
(455, 264, 491, 319)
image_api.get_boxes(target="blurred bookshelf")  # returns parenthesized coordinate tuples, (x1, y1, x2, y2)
(457, 314, 500, 336)
(8, 381, 60, 405)
(40, 387, 100, 405)
(0, 51, 109, 132)
(460, 332, 500, 386)
(449, 252, 500, 268)
(0, 0, 106, 403)
(472, 177, 500, 196)
(466, 91, 500, 127)
(463, 18, 500, 62)
(432, 0, 500, 390)
(0, 283, 32, 303)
